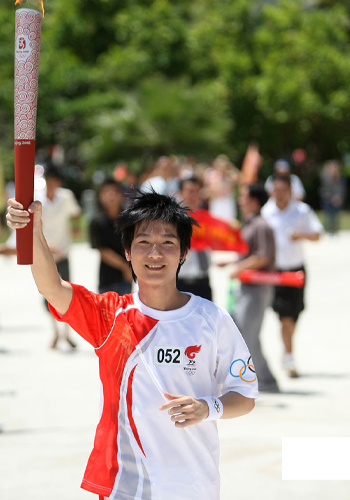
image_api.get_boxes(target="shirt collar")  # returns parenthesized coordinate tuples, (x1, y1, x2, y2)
(269, 198, 293, 213)
(243, 212, 260, 223)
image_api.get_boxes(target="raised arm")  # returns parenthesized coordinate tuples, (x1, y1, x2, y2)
(6, 199, 73, 315)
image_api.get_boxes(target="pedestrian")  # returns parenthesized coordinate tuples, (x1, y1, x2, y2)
(121, 170, 139, 209)
(261, 175, 323, 377)
(204, 154, 240, 221)
(319, 160, 347, 234)
(90, 178, 132, 294)
(177, 176, 213, 300)
(36, 166, 81, 349)
(265, 159, 305, 201)
(7, 190, 258, 500)
(218, 183, 279, 392)
(140, 156, 178, 195)
(2, 167, 81, 349)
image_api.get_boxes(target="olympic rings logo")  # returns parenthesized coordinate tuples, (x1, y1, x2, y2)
(211, 397, 221, 413)
(230, 356, 257, 383)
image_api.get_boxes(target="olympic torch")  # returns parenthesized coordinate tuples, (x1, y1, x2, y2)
(14, 0, 44, 264)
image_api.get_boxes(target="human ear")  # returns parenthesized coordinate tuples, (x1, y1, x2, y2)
(180, 251, 187, 265)
(125, 251, 131, 262)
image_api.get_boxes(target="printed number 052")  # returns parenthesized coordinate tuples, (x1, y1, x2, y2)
(157, 348, 181, 364)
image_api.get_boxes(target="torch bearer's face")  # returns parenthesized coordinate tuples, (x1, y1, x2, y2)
(15, 0, 44, 15)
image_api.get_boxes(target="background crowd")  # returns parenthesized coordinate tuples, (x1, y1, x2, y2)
(1, 150, 346, 395)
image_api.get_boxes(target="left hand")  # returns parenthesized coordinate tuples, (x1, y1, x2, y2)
(228, 218, 241, 230)
(0, 244, 16, 257)
(159, 391, 209, 428)
(216, 261, 232, 268)
(229, 264, 240, 279)
(289, 230, 304, 241)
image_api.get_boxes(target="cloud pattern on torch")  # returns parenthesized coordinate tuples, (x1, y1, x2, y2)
(15, 9, 42, 141)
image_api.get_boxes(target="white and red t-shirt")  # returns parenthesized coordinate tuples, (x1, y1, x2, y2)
(50, 284, 259, 500)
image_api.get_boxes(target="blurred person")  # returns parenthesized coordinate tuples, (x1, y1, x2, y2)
(240, 143, 263, 185)
(121, 171, 139, 209)
(218, 183, 279, 392)
(319, 160, 347, 234)
(141, 156, 179, 196)
(177, 176, 212, 300)
(7, 191, 257, 500)
(193, 162, 209, 181)
(261, 175, 323, 377)
(167, 155, 182, 196)
(1, 167, 81, 349)
(265, 159, 305, 201)
(179, 161, 195, 181)
(37, 166, 81, 349)
(0, 162, 6, 239)
(5, 181, 15, 201)
(204, 154, 239, 221)
(90, 179, 132, 294)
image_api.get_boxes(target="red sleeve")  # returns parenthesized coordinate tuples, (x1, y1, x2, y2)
(49, 283, 122, 348)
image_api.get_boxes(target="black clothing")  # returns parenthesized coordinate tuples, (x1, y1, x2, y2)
(177, 277, 212, 301)
(273, 266, 306, 322)
(90, 213, 126, 290)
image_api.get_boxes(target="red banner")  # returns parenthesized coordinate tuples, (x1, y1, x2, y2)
(190, 209, 249, 253)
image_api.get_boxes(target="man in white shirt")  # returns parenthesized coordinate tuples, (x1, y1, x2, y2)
(36, 167, 81, 349)
(262, 176, 322, 377)
(1, 167, 82, 349)
(265, 159, 305, 201)
(140, 156, 179, 197)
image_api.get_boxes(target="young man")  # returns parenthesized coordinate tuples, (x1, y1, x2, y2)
(262, 176, 323, 377)
(90, 178, 132, 294)
(7, 191, 258, 500)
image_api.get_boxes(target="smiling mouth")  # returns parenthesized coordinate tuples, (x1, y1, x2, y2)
(145, 264, 165, 270)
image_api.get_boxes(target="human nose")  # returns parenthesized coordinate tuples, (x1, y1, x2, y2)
(149, 243, 162, 258)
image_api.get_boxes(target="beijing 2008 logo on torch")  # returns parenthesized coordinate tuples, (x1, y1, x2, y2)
(184, 345, 202, 376)
(16, 34, 32, 61)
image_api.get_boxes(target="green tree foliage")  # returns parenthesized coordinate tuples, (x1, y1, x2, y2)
(1, 0, 350, 184)
(252, 1, 350, 160)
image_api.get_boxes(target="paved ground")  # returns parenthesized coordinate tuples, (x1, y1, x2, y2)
(1, 231, 349, 499)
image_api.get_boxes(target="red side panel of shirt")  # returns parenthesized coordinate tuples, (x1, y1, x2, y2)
(50, 285, 159, 496)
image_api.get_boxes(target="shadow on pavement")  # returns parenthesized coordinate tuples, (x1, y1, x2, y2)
(0, 390, 16, 397)
(279, 390, 323, 396)
(300, 372, 350, 379)
(0, 324, 46, 333)
(0, 425, 89, 436)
